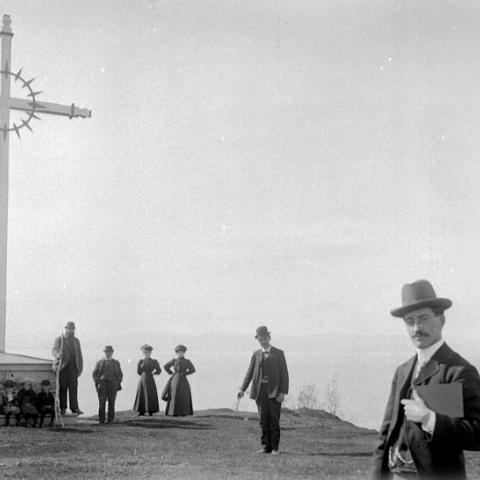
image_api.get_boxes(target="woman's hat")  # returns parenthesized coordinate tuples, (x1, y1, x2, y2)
(390, 279, 452, 318)
(255, 326, 270, 339)
(141, 344, 153, 352)
(104, 345, 114, 353)
(3, 379, 16, 388)
(175, 344, 187, 353)
(41, 380, 51, 387)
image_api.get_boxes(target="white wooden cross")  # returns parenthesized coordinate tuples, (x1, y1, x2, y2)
(0, 15, 91, 352)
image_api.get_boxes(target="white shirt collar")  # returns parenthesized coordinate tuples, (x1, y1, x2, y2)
(417, 338, 445, 363)
(262, 346, 272, 353)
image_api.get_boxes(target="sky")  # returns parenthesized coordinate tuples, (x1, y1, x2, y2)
(1, 0, 480, 351)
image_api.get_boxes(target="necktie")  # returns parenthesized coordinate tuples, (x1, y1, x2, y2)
(415, 357, 428, 379)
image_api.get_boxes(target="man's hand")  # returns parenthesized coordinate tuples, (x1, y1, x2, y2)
(276, 393, 285, 403)
(237, 390, 244, 399)
(401, 389, 431, 424)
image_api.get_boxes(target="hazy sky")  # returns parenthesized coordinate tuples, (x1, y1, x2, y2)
(2, 0, 480, 349)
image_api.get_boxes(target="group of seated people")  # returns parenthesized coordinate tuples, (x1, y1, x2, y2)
(0, 379, 55, 427)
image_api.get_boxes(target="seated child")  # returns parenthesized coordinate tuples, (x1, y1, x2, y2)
(3, 380, 21, 426)
(37, 379, 55, 427)
(17, 382, 39, 427)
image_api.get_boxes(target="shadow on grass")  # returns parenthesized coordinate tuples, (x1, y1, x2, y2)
(199, 415, 298, 430)
(283, 451, 372, 457)
(50, 427, 95, 434)
(122, 418, 214, 430)
(200, 414, 257, 421)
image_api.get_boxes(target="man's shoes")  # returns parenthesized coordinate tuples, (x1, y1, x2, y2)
(256, 447, 271, 454)
(72, 409, 83, 415)
(271, 450, 280, 455)
(60, 409, 66, 415)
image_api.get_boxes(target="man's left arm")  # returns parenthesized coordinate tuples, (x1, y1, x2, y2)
(117, 360, 123, 384)
(76, 338, 83, 377)
(430, 365, 480, 450)
(277, 350, 289, 402)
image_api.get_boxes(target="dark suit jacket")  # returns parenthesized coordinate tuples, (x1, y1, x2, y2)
(240, 346, 289, 400)
(92, 358, 123, 390)
(52, 335, 83, 376)
(372, 343, 480, 480)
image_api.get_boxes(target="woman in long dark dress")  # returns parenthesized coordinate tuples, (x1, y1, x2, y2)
(163, 345, 195, 416)
(133, 344, 161, 416)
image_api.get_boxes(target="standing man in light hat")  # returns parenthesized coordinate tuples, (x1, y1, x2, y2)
(52, 321, 84, 415)
(238, 326, 289, 455)
(371, 280, 480, 480)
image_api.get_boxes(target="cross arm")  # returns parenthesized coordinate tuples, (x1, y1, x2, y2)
(8, 97, 91, 118)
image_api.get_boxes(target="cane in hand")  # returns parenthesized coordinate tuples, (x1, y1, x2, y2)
(235, 395, 241, 419)
(235, 390, 247, 419)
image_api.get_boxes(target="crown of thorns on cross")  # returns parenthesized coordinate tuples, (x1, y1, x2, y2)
(0, 66, 42, 139)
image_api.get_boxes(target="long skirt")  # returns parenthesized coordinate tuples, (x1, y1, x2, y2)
(133, 373, 159, 414)
(165, 374, 193, 416)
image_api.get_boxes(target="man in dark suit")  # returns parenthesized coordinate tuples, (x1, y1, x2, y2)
(52, 321, 83, 415)
(372, 280, 480, 480)
(238, 326, 289, 455)
(92, 345, 123, 424)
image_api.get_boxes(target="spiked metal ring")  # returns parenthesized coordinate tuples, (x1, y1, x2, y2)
(0, 68, 41, 138)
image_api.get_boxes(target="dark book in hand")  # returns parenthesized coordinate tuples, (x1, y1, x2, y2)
(416, 383, 464, 418)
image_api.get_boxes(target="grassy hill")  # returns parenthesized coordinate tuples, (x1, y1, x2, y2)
(1, 408, 480, 479)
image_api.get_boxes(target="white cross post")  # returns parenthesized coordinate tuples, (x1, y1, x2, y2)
(0, 15, 91, 352)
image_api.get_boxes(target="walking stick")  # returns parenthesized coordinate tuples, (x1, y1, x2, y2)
(54, 332, 64, 428)
(234, 396, 241, 419)
(235, 390, 248, 419)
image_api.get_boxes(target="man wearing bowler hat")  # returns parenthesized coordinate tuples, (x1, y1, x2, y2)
(92, 345, 123, 424)
(371, 280, 480, 480)
(52, 321, 84, 415)
(238, 326, 289, 454)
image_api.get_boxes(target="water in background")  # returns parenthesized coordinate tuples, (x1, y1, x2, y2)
(14, 333, 480, 430)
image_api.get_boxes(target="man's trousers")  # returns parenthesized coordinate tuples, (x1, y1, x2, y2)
(59, 362, 79, 412)
(256, 384, 281, 452)
(98, 380, 118, 423)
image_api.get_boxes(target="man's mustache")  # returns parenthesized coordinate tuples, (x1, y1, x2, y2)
(413, 333, 429, 338)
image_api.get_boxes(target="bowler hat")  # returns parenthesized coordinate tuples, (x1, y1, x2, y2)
(390, 279, 452, 318)
(255, 326, 270, 338)
(41, 380, 51, 387)
(141, 344, 153, 352)
(65, 321, 76, 329)
(175, 344, 187, 353)
(104, 345, 114, 352)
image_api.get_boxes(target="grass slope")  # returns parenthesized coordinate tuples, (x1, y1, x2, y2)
(0, 408, 479, 479)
